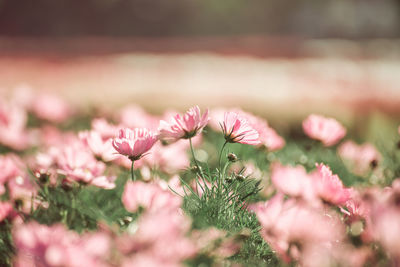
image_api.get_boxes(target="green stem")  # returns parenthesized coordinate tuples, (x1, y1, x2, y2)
(189, 138, 201, 173)
(218, 140, 228, 170)
(130, 160, 135, 181)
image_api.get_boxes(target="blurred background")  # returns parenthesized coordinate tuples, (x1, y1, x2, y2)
(1, 0, 400, 122)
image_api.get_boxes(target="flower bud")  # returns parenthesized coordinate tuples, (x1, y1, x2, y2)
(236, 174, 245, 182)
(191, 165, 202, 174)
(227, 153, 238, 162)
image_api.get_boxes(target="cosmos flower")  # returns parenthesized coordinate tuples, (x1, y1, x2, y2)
(112, 128, 158, 161)
(159, 106, 209, 142)
(221, 112, 260, 145)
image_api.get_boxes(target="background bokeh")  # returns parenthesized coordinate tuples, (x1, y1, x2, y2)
(1, 0, 400, 121)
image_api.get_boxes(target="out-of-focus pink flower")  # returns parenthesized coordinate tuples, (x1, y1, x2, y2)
(303, 114, 346, 146)
(119, 105, 160, 131)
(13, 222, 111, 267)
(122, 181, 182, 213)
(56, 141, 115, 189)
(338, 141, 381, 175)
(251, 194, 345, 263)
(270, 163, 316, 201)
(32, 93, 72, 123)
(117, 210, 197, 267)
(0, 99, 30, 150)
(91, 118, 119, 140)
(8, 174, 37, 213)
(159, 106, 209, 142)
(113, 128, 158, 161)
(371, 207, 400, 260)
(118, 210, 196, 267)
(79, 130, 118, 162)
(0, 202, 13, 222)
(221, 112, 260, 145)
(0, 154, 24, 194)
(240, 111, 285, 151)
(312, 163, 352, 205)
(136, 140, 190, 174)
(259, 126, 285, 151)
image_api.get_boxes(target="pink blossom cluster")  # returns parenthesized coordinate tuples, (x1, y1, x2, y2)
(252, 160, 400, 266)
(1, 89, 400, 266)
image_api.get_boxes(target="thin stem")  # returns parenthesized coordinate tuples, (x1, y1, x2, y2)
(189, 138, 202, 175)
(130, 160, 135, 181)
(218, 140, 228, 170)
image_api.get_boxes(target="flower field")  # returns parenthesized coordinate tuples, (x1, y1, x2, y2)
(1, 88, 400, 267)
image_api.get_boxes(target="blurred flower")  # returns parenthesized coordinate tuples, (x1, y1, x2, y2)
(122, 181, 182, 213)
(0, 154, 24, 195)
(312, 163, 352, 205)
(270, 163, 316, 202)
(0, 99, 30, 150)
(32, 93, 72, 123)
(119, 105, 159, 131)
(117, 210, 196, 267)
(13, 222, 111, 267)
(221, 112, 260, 145)
(91, 118, 119, 140)
(56, 140, 115, 189)
(112, 128, 158, 161)
(251, 193, 344, 263)
(303, 114, 346, 146)
(338, 141, 381, 175)
(143, 141, 190, 173)
(240, 111, 285, 151)
(0, 202, 13, 222)
(79, 130, 118, 162)
(159, 106, 209, 142)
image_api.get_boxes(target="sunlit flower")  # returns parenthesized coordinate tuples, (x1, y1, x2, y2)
(303, 114, 346, 146)
(112, 128, 158, 161)
(221, 112, 260, 145)
(159, 106, 209, 142)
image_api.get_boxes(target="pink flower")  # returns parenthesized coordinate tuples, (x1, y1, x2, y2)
(122, 181, 182, 213)
(221, 112, 260, 145)
(270, 163, 316, 201)
(303, 114, 346, 146)
(119, 105, 160, 131)
(117, 211, 196, 267)
(251, 194, 344, 263)
(112, 128, 158, 161)
(159, 106, 209, 142)
(79, 130, 118, 162)
(56, 141, 116, 189)
(13, 222, 111, 267)
(8, 174, 37, 213)
(312, 163, 352, 205)
(91, 118, 119, 140)
(32, 93, 72, 123)
(135, 140, 190, 174)
(0, 202, 13, 222)
(0, 154, 24, 194)
(338, 141, 381, 175)
(0, 99, 30, 150)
